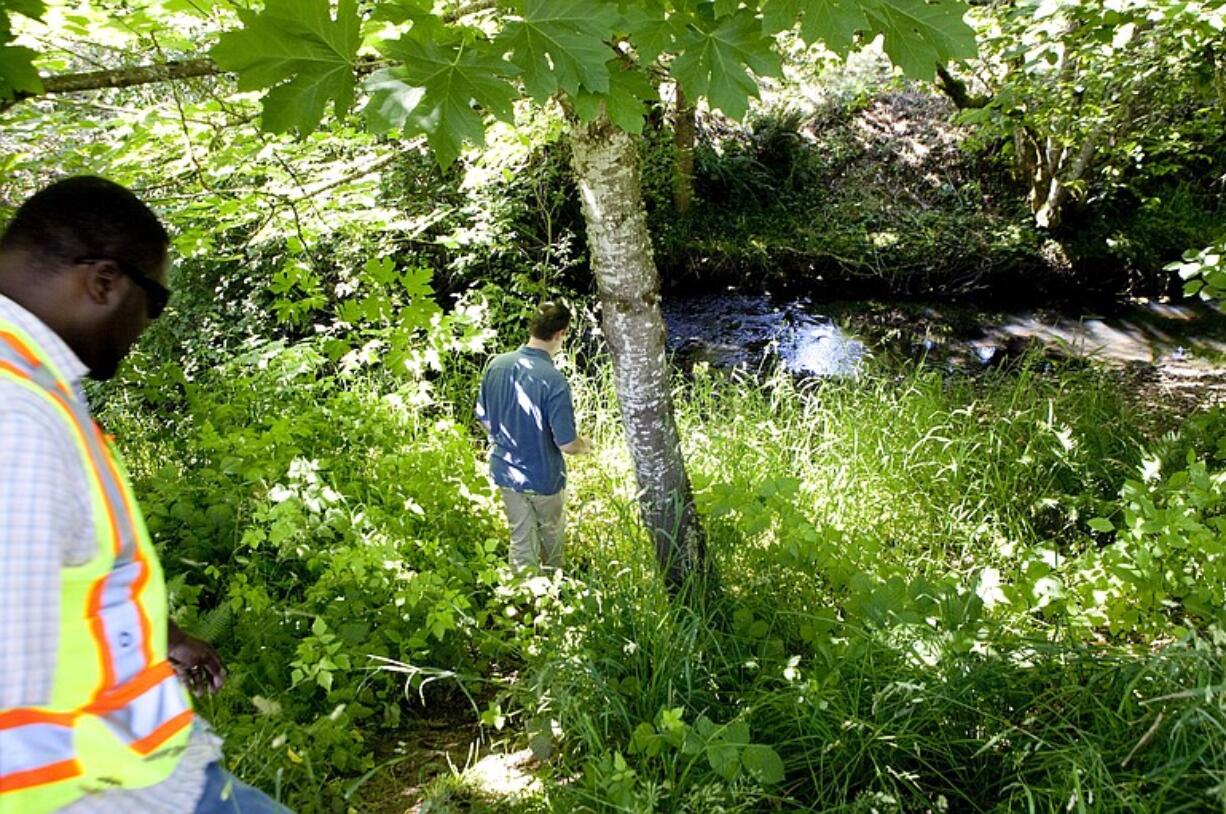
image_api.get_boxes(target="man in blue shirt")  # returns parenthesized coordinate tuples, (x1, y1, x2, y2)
(476, 302, 592, 570)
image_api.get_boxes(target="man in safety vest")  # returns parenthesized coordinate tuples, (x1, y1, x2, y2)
(0, 177, 291, 812)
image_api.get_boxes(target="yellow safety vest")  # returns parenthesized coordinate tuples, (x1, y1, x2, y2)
(0, 321, 194, 813)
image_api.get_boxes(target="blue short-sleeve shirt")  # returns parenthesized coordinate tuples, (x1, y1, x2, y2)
(476, 346, 577, 495)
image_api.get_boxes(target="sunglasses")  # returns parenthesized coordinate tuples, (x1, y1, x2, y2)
(76, 257, 171, 319)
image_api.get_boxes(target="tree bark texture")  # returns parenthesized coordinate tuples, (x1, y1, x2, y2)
(569, 112, 705, 586)
(672, 87, 696, 216)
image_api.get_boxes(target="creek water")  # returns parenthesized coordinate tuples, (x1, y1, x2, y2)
(661, 292, 1226, 395)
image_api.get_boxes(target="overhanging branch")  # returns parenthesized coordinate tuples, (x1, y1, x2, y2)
(1, 58, 220, 113)
(0, 0, 500, 114)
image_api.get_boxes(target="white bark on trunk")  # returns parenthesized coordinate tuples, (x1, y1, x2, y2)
(569, 111, 704, 585)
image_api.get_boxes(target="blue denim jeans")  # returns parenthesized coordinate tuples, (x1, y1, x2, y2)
(193, 762, 293, 814)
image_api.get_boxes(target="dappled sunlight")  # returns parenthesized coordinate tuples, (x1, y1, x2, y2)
(513, 381, 544, 431)
(464, 749, 542, 799)
(991, 302, 1226, 365)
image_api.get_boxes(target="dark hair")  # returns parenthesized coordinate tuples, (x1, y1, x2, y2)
(0, 176, 169, 274)
(529, 301, 572, 340)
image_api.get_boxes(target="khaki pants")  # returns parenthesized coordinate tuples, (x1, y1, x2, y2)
(499, 487, 566, 571)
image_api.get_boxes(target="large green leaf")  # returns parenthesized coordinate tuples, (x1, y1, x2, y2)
(762, 0, 870, 56)
(868, 0, 976, 80)
(671, 10, 781, 119)
(762, 0, 974, 70)
(497, 0, 619, 101)
(573, 59, 657, 134)
(211, 0, 361, 134)
(621, 1, 689, 65)
(742, 744, 786, 784)
(0, 0, 43, 100)
(0, 43, 40, 99)
(363, 39, 518, 167)
(3, 0, 45, 19)
(371, 0, 451, 42)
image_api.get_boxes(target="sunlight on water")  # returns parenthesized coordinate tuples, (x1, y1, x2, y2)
(662, 294, 1226, 380)
(661, 293, 865, 377)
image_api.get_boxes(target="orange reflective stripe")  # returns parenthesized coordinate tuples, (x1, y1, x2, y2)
(0, 759, 82, 792)
(0, 359, 29, 382)
(84, 582, 117, 693)
(131, 560, 155, 666)
(129, 709, 193, 756)
(0, 330, 41, 369)
(0, 710, 75, 729)
(83, 662, 175, 715)
(92, 422, 157, 667)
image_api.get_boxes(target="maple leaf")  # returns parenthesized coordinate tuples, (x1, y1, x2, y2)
(0, 44, 40, 99)
(211, 0, 360, 135)
(671, 10, 781, 119)
(496, 0, 619, 101)
(868, 0, 976, 80)
(0, 0, 44, 100)
(621, 0, 689, 66)
(364, 38, 518, 167)
(762, 0, 871, 56)
(5, 1, 45, 18)
(573, 60, 658, 134)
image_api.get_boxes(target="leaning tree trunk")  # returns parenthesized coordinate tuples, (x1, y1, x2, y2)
(570, 111, 705, 586)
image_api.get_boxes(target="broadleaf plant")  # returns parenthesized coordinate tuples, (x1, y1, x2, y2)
(202, 0, 975, 161)
(0, 0, 45, 100)
(211, 0, 362, 134)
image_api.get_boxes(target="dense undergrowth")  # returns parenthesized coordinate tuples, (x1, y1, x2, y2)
(95, 286, 1226, 812)
(379, 83, 1226, 306)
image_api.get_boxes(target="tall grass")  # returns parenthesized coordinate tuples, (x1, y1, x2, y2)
(107, 332, 1224, 812)
(495, 357, 1226, 812)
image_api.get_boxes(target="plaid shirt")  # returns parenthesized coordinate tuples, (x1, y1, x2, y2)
(0, 294, 221, 813)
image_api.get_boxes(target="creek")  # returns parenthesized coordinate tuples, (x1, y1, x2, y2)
(661, 292, 1226, 399)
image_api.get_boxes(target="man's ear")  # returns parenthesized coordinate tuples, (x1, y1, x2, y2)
(80, 259, 123, 306)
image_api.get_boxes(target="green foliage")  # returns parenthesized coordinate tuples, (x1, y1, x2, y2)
(168, 0, 978, 166)
(0, 0, 42, 99)
(867, 0, 977, 78)
(497, 0, 619, 101)
(364, 40, 518, 166)
(472, 357, 1226, 812)
(211, 0, 362, 134)
(650, 92, 1046, 295)
(573, 60, 658, 135)
(1068, 422, 1226, 635)
(671, 11, 783, 120)
(763, 0, 976, 72)
(99, 262, 505, 809)
(1172, 241, 1226, 301)
(961, 0, 1226, 229)
(101, 279, 1226, 810)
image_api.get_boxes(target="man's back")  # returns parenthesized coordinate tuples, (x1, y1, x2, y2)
(477, 346, 577, 495)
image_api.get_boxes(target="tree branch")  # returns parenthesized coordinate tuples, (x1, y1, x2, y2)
(2, 58, 220, 113)
(0, 0, 497, 114)
(935, 64, 989, 110)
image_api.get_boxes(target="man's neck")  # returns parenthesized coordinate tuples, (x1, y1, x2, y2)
(526, 338, 556, 357)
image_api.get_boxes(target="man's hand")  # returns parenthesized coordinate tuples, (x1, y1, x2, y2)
(167, 621, 226, 695)
(559, 436, 594, 455)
